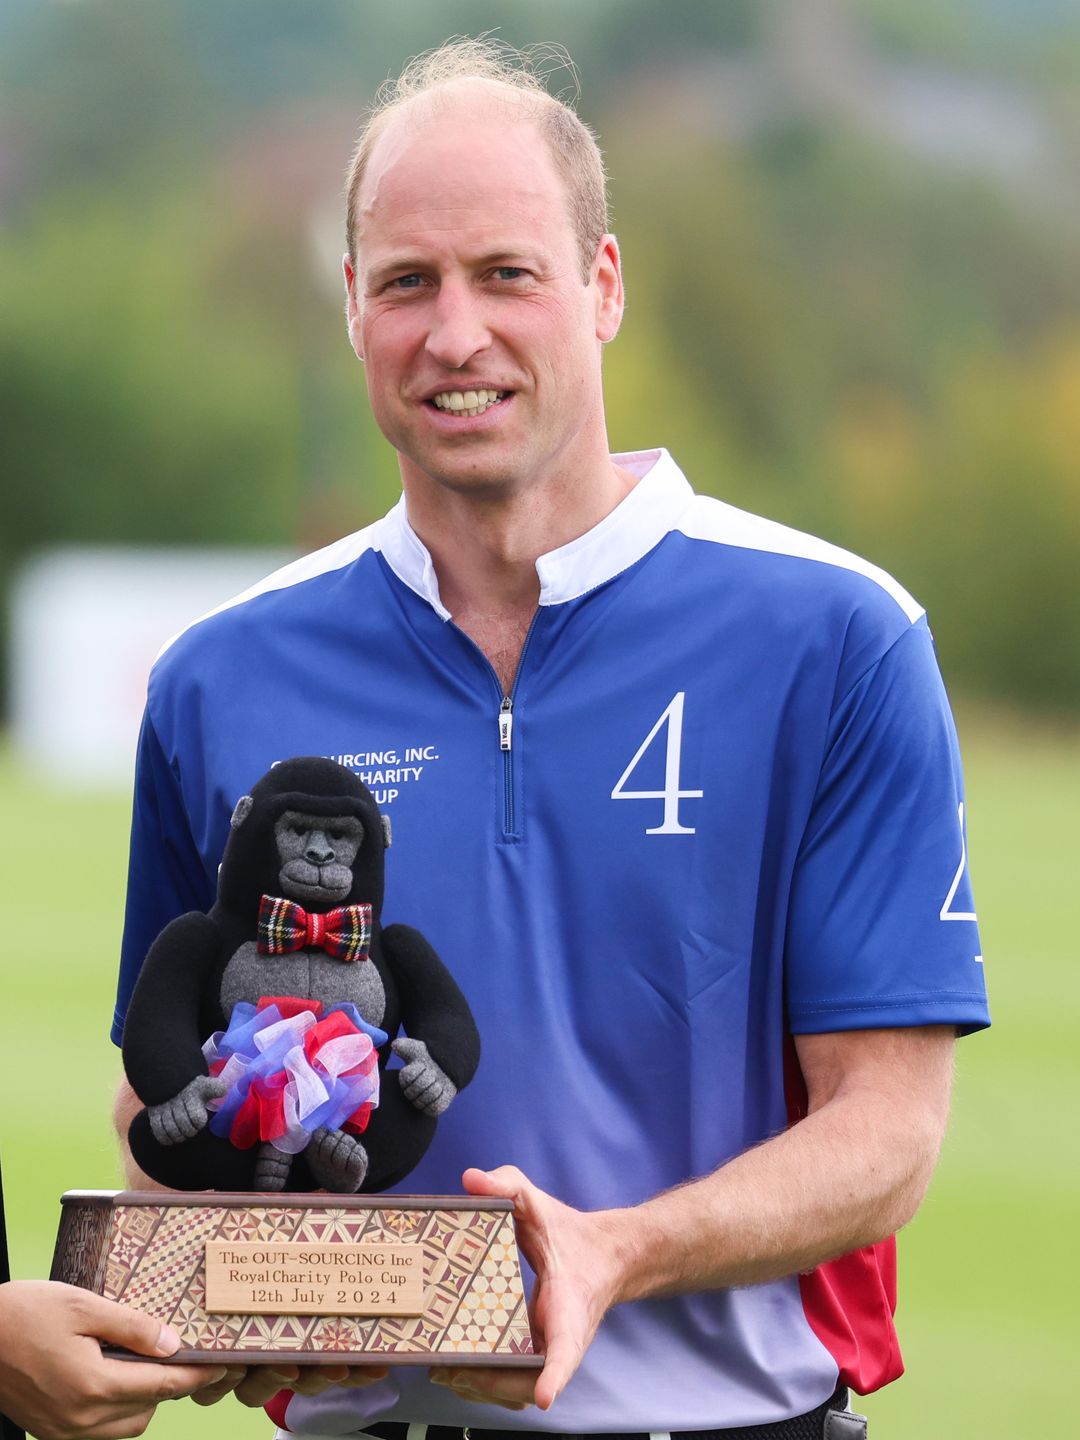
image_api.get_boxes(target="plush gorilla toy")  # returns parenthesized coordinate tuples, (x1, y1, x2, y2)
(123, 757, 480, 1193)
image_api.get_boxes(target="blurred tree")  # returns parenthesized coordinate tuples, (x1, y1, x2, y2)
(1, 0, 1078, 714)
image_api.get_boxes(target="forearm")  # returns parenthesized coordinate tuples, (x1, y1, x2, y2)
(605, 1094, 935, 1302)
(441, 1027, 956, 1412)
(112, 1077, 169, 1191)
(604, 1027, 954, 1304)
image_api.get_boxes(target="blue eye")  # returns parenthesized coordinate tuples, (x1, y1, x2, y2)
(495, 267, 525, 281)
(392, 274, 424, 289)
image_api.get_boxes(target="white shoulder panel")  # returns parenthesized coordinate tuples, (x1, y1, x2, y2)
(155, 512, 392, 660)
(677, 494, 925, 623)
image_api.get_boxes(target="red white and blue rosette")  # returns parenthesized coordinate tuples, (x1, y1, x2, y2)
(202, 996, 387, 1154)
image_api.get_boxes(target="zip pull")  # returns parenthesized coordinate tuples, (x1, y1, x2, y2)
(498, 696, 513, 751)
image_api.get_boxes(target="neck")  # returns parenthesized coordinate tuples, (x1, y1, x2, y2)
(401, 453, 639, 693)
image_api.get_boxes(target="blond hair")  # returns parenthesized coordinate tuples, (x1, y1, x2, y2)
(345, 37, 609, 282)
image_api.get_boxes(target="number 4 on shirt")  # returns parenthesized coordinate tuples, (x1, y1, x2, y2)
(940, 801, 978, 922)
(611, 692, 703, 835)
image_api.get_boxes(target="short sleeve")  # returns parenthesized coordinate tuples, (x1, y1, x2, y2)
(786, 618, 990, 1036)
(111, 709, 215, 1044)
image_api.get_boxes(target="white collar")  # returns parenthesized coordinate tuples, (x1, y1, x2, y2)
(376, 449, 693, 621)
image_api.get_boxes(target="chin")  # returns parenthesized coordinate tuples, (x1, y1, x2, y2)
(436, 467, 524, 498)
(412, 451, 528, 500)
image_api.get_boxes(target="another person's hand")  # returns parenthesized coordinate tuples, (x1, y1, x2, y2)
(0, 1280, 226, 1439)
(190, 1361, 389, 1410)
(428, 1166, 624, 1412)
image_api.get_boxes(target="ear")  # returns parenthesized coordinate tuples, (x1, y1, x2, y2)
(592, 234, 624, 344)
(343, 252, 364, 361)
(381, 815, 392, 848)
(230, 795, 254, 830)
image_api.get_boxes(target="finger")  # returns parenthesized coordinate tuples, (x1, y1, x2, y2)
(287, 1365, 349, 1396)
(461, 1166, 536, 1216)
(284, 1362, 388, 1395)
(336, 1365, 390, 1387)
(533, 1337, 579, 1411)
(70, 1291, 184, 1358)
(189, 1366, 247, 1406)
(462, 1164, 528, 1193)
(430, 1365, 536, 1409)
(232, 1366, 301, 1407)
(156, 1364, 231, 1400)
(430, 1365, 533, 1400)
(79, 1359, 230, 1415)
(89, 1405, 157, 1440)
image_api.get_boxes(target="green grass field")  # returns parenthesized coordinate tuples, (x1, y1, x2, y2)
(2, 712, 1076, 1440)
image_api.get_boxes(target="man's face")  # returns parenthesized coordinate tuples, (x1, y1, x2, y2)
(345, 101, 622, 501)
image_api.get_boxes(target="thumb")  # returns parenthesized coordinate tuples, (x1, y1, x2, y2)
(392, 1037, 425, 1061)
(74, 1291, 183, 1357)
(462, 1165, 530, 1202)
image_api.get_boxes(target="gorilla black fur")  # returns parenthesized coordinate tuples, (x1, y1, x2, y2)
(123, 757, 480, 1193)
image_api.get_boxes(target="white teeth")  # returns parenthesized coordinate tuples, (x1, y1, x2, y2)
(431, 388, 506, 415)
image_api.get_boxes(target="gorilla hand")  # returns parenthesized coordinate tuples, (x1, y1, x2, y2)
(147, 1075, 227, 1146)
(392, 1037, 458, 1116)
(307, 1127, 369, 1192)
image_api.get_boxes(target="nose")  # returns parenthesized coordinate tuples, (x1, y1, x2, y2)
(304, 830, 335, 866)
(425, 280, 491, 370)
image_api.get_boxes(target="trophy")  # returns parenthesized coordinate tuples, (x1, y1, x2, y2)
(51, 759, 540, 1370)
(51, 1191, 537, 1366)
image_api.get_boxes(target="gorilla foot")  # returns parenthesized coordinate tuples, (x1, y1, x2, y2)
(306, 1128, 368, 1192)
(253, 1144, 292, 1191)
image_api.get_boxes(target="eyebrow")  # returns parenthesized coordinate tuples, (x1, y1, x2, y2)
(364, 257, 427, 290)
(364, 247, 548, 291)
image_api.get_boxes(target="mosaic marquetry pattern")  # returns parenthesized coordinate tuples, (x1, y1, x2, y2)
(53, 1196, 535, 1359)
(51, 1201, 112, 1292)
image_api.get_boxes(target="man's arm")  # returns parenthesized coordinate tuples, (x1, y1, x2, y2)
(431, 1024, 955, 1412)
(113, 1077, 167, 1192)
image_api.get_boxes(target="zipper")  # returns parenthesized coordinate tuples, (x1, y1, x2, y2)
(495, 611, 541, 838)
(448, 612, 539, 840)
(498, 695, 514, 834)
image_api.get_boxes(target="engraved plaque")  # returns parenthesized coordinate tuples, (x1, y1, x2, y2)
(205, 1241, 424, 1315)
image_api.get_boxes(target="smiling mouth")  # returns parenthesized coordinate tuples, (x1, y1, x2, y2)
(428, 388, 509, 418)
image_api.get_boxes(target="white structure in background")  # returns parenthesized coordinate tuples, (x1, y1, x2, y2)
(11, 547, 291, 788)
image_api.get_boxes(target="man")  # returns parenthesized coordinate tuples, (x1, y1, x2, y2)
(113, 39, 989, 1439)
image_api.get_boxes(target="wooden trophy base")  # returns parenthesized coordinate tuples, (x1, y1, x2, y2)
(51, 1191, 541, 1366)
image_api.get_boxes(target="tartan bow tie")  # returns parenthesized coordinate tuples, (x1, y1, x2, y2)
(257, 895, 372, 963)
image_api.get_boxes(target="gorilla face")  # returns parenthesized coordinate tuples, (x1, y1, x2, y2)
(216, 758, 388, 919)
(274, 810, 364, 904)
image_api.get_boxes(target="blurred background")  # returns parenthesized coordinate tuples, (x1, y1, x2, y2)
(1, 1, 1077, 1436)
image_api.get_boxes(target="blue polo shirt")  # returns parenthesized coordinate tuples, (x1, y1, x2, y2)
(114, 449, 988, 1432)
